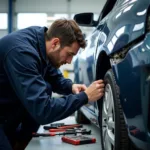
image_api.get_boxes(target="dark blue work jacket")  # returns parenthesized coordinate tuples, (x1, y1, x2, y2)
(0, 26, 88, 125)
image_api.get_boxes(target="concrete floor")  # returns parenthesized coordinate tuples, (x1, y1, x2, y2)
(25, 116, 102, 150)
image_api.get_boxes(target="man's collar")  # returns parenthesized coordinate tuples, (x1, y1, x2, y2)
(37, 27, 48, 64)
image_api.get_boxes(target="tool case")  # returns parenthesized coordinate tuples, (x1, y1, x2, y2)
(62, 135, 96, 145)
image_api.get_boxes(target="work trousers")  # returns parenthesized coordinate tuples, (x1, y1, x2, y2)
(0, 105, 40, 150)
(0, 82, 51, 150)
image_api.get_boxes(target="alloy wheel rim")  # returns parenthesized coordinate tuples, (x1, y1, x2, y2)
(102, 83, 115, 150)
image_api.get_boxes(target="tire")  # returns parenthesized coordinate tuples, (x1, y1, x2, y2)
(99, 69, 130, 150)
(75, 110, 90, 124)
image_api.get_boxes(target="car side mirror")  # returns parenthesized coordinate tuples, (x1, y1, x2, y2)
(74, 13, 97, 27)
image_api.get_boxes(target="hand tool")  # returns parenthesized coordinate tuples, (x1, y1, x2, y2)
(49, 128, 86, 132)
(43, 123, 65, 130)
(50, 123, 65, 127)
(43, 124, 83, 130)
(58, 124, 83, 129)
(32, 129, 91, 137)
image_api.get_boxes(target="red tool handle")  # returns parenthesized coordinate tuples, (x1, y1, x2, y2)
(32, 132, 56, 137)
(49, 129, 66, 132)
(49, 133, 56, 136)
(59, 124, 82, 129)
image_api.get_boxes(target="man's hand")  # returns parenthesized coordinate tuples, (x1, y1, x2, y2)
(72, 84, 87, 94)
(84, 80, 105, 102)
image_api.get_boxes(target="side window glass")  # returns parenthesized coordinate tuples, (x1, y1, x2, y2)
(101, 0, 118, 19)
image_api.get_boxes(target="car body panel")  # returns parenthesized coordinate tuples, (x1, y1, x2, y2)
(112, 33, 150, 149)
(96, 0, 149, 59)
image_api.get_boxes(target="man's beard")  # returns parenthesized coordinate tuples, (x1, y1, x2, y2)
(48, 50, 61, 68)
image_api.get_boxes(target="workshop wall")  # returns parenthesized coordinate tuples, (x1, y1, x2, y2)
(0, 0, 106, 38)
(15, 0, 105, 13)
(0, 0, 7, 12)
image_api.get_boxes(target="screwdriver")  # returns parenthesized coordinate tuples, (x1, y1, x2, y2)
(49, 128, 85, 132)
(32, 130, 91, 137)
(43, 124, 83, 130)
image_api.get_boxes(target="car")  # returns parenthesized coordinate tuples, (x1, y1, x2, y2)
(73, 0, 150, 149)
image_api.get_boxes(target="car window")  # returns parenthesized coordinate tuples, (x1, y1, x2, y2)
(99, 0, 118, 20)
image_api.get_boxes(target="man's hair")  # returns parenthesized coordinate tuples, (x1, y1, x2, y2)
(45, 19, 86, 48)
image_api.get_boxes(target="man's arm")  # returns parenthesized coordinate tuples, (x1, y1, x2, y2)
(45, 65, 73, 95)
(3, 47, 88, 125)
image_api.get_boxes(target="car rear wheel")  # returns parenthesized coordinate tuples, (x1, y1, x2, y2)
(75, 110, 90, 124)
(100, 69, 129, 150)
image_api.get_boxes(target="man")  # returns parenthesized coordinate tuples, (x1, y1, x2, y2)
(0, 19, 104, 150)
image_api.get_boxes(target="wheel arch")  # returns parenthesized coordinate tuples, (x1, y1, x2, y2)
(96, 51, 111, 80)
(95, 51, 111, 110)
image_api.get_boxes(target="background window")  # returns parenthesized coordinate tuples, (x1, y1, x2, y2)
(17, 13, 47, 29)
(0, 13, 7, 29)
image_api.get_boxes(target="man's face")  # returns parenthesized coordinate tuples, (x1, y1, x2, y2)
(47, 41, 80, 68)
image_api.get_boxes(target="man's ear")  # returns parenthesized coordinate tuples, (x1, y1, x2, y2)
(51, 38, 60, 49)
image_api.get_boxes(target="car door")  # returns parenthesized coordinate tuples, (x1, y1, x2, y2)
(93, 0, 119, 116)
(74, 0, 118, 114)
(76, 22, 106, 113)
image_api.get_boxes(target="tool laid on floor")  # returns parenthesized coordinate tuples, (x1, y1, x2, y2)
(49, 123, 65, 127)
(43, 123, 65, 130)
(49, 128, 85, 132)
(43, 123, 83, 130)
(58, 124, 83, 129)
(32, 129, 91, 137)
(41, 122, 97, 145)
(62, 135, 96, 145)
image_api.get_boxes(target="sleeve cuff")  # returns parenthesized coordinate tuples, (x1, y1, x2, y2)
(68, 81, 73, 94)
(77, 91, 88, 104)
